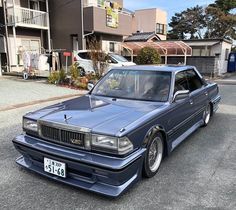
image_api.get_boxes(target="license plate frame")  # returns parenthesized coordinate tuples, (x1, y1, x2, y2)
(44, 157, 66, 178)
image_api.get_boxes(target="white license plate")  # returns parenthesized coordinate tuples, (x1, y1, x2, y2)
(44, 158, 66, 178)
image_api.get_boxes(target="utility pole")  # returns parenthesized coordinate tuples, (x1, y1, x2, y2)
(12, 0, 18, 69)
(81, 0, 85, 50)
(46, 0, 51, 52)
(3, 0, 11, 72)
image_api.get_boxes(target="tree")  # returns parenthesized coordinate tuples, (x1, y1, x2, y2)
(87, 36, 108, 78)
(136, 47, 161, 65)
(204, 6, 236, 39)
(168, 0, 236, 40)
(168, 6, 206, 40)
(210, 0, 236, 13)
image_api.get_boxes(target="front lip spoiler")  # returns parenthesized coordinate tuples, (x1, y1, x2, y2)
(15, 155, 140, 198)
(13, 134, 146, 197)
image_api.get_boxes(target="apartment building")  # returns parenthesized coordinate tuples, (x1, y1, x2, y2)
(49, 0, 133, 60)
(0, 0, 51, 71)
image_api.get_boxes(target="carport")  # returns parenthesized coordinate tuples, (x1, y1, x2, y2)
(122, 41, 192, 65)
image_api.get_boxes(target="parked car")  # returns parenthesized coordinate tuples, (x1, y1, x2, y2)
(13, 65, 221, 197)
(74, 50, 136, 75)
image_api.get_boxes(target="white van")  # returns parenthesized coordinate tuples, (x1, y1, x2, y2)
(74, 50, 136, 75)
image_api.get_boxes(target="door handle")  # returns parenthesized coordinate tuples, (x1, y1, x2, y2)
(189, 100, 194, 105)
(205, 92, 208, 96)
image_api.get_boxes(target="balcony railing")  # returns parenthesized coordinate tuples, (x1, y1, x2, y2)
(7, 6, 48, 29)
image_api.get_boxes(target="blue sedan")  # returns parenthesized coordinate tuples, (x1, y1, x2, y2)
(13, 65, 221, 197)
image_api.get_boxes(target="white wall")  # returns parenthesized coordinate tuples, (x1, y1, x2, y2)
(211, 41, 231, 74)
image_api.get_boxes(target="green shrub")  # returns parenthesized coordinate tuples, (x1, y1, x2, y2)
(59, 69, 66, 83)
(48, 69, 66, 84)
(74, 81, 88, 90)
(136, 47, 161, 65)
(70, 63, 79, 81)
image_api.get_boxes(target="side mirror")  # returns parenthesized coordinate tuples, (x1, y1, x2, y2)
(87, 82, 94, 91)
(173, 90, 190, 102)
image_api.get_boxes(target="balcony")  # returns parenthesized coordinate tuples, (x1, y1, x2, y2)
(7, 6, 48, 29)
(84, 6, 133, 36)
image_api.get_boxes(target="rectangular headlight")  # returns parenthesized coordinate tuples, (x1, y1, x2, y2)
(91, 134, 133, 155)
(23, 118, 38, 132)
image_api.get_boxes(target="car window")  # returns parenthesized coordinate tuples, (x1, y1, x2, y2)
(78, 52, 90, 60)
(108, 55, 118, 64)
(174, 71, 188, 93)
(92, 70, 171, 102)
(186, 69, 203, 92)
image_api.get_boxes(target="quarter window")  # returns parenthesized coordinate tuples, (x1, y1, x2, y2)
(186, 69, 203, 92)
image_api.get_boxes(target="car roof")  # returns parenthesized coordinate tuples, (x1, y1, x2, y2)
(114, 65, 196, 72)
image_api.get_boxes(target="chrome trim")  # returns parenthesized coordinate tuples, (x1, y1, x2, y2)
(38, 120, 91, 133)
(37, 120, 91, 150)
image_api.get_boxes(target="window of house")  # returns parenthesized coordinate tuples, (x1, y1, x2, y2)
(30, 0, 40, 10)
(21, 39, 40, 53)
(186, 69, 203, 92)
(109, 42, 115, 52)
(156, 23, 167, 35)
(225, 49, 230, 60)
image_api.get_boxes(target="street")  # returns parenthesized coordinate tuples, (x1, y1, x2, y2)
(0, 77, 236, 210)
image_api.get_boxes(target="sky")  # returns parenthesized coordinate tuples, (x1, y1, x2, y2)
(123, 0, 215, 23)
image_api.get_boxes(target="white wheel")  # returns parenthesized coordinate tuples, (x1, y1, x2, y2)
(143, 133, 164, 178)
(203, 104, 211, 126)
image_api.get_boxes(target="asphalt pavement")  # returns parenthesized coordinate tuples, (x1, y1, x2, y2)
(0, 77, 235, 210)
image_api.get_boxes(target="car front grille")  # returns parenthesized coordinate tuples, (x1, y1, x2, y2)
(40, 124, 86, 148)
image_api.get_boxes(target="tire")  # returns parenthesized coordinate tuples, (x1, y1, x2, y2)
(143, 132, 164, 178)
(202, 103, 211, 126)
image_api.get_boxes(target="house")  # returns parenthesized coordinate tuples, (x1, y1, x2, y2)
(49, 0, 133, 63)
(0, 0, 51, 72)
(124, 31, 161, 42)
(183, 39, 233, 75)
(132, 8, 167, 40)
(49, 0, 168, 65)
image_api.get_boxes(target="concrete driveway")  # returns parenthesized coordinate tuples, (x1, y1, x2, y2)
(0, 77, 235, 210)
(0, 76, 86, 111)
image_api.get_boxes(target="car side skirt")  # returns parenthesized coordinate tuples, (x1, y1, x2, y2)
(171, 119, 204, 151)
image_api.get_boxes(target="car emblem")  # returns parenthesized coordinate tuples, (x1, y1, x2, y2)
(70, 138, 83, 145)
(64, 114, 72, 122)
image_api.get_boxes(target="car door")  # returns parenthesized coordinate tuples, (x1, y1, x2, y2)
(165, 71, 196, 146)
(186, 69, 208, 123)
(78, 52, 94, 72)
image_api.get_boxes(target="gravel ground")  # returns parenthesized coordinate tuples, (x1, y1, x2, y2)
(0, 84, 235, 210)
(0, 76, 86, 109)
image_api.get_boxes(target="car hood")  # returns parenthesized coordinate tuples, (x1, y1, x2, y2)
(27, 95, 165, 136)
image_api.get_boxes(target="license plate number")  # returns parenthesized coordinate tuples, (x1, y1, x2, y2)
(44, 158, 66, 178)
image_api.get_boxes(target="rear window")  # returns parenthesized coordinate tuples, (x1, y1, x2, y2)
(78, 52, 90, 60)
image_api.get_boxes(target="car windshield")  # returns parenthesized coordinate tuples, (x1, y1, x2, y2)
(92, 69, 171, 102)
(110, 54, 128, 62)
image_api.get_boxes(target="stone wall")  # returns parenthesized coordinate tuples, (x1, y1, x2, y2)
(186, 56, 217, 76)
(165, 56, 218, 76)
